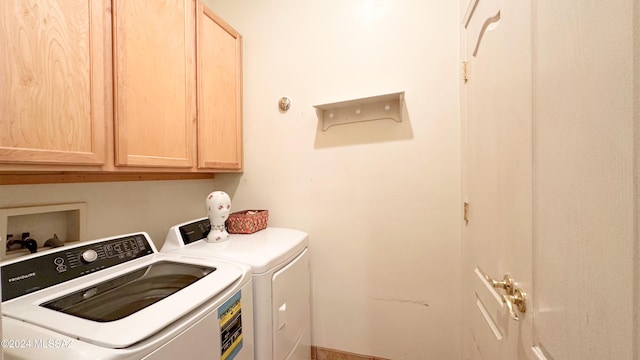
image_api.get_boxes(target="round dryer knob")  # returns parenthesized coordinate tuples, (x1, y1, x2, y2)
(81, 249, 98, 263)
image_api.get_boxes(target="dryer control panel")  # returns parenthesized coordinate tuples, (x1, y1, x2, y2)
(1, 233, 154, 302)
(178, 218, 210, 245)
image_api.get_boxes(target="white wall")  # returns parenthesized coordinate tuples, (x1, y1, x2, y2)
(0, 179, 221, 245)
(207, 0, 461, 358)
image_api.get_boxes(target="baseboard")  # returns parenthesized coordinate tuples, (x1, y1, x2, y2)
(310, 346, 390, 360)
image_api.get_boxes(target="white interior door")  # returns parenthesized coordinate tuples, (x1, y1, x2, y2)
(462, 0, 637, 359)
(531, 0, 636, 359)
(461, 0, 533, 359)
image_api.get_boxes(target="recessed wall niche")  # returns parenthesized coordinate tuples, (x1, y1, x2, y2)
(0, 203, 86, 260)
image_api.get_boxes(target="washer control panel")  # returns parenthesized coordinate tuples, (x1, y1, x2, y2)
(81, 249, 98, 263)
(1, 233, 154, 302)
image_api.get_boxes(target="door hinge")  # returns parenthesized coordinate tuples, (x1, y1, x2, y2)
(463, 202, 469, 225)
(462, 61, 469, 83)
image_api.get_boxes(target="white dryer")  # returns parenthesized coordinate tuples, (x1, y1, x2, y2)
(1, 232, 255, 360)
(162, 218, 310, 360)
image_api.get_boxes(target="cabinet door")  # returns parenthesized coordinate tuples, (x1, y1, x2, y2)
(0, 0, 107, 166)
(197, 4, 243, 170)
(113, 0, 196, 168)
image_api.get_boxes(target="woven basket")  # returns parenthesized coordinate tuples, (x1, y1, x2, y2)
(227, 210, 269, 234)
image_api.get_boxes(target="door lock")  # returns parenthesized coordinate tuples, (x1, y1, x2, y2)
(487, 273, 514, 295)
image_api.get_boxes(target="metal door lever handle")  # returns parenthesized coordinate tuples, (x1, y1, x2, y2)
(484, 272, 527, 321)
(502, 287, 527, 321)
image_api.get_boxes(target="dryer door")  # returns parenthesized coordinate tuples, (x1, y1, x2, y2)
(271, 248, 310, 360)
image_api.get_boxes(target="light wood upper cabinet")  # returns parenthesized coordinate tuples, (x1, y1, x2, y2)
(197, 3, 243, 170)
(0, 0, 108, 166)
(112, 0, 197, 168)
(113, 1, 243, 171)
(0, 1, 243, 182)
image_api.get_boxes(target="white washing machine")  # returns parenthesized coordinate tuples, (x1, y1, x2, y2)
(162, 218, 310, 360)
(1, 232, 255, 360)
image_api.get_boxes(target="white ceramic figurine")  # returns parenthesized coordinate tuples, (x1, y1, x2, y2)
(205, 191, 231, 242)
